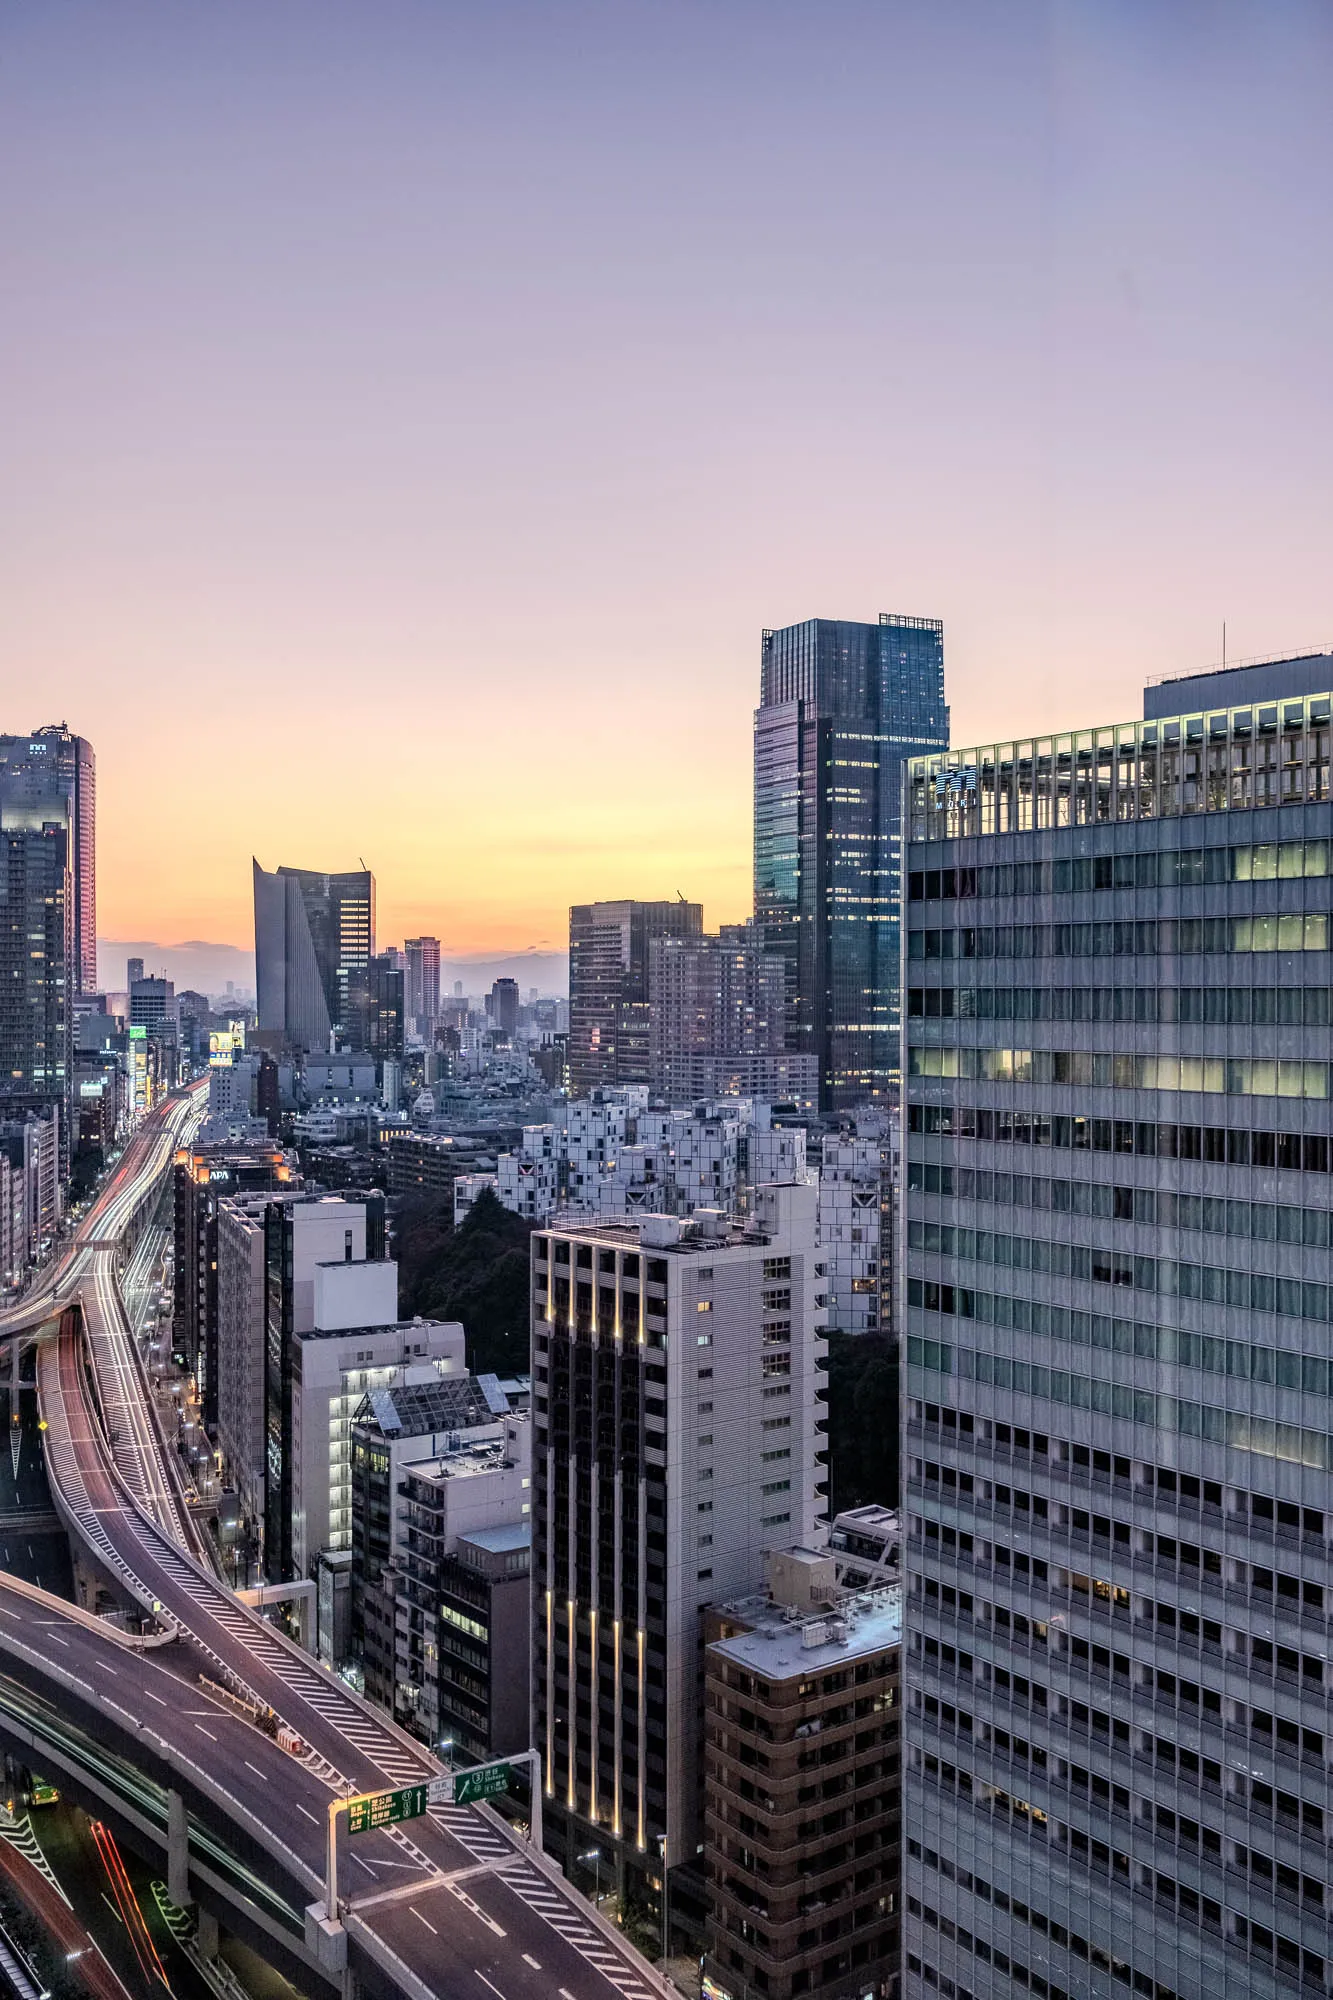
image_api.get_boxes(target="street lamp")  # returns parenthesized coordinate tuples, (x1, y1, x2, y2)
(439, 1736, 454, 1770)
(579, 1846, 602, 1908)
(659, 1834, 669, 1965)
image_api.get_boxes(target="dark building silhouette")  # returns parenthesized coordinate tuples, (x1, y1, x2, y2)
(253, 860, 375, 1050)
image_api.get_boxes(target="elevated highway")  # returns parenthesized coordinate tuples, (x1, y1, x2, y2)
(0, 1092, 662, 2000)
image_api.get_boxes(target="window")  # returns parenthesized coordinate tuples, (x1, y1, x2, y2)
(697, 1299, 713, 1313)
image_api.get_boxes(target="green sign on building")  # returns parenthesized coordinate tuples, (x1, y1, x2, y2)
(454, 1763, 511, 1806)
(347, 1784, 429, 1835)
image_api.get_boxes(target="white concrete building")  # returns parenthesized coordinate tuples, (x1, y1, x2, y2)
(817, 1134, 886, 1334)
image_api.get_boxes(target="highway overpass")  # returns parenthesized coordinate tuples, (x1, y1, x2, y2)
(0, 1090, 665, 2000)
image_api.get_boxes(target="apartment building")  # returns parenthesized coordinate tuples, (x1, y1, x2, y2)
(531, 1182, 828, 1940)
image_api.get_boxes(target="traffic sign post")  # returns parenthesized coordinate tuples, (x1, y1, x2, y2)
(454, 1762, 511, 1806)
(326, 1783, 429, 1920)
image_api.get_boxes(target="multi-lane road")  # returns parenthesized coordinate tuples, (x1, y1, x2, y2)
(0, 1089, 663, 2000)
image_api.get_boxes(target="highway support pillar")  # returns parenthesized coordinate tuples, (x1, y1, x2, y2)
(167, 1788, 191, 1908)
(195, 1909, 219, 1960)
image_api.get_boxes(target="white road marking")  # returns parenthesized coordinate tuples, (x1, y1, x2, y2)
(194, 1724, 217, 1742)
(244, 1760, 267, 1777)
(411, 1909, 438, 1935)
(522, 1955, 541, 1970)
(297, 1805, 319, 1823)
(143, 1690, 167, 1706)
(476, 1977, 506, 2000)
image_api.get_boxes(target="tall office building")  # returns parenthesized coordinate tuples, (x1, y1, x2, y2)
(253, 860, 375, 1051)
(902, 657, 1333, 2000)
(568, 898, 703, 1092)
(646, 921, 808, 1102)
(756, 615, 948, 1110)
(532, 1184, 827, 1936)
(404, 936, 441, 1036)
(346, 953, 405, 1058)
(0, 725, 96, 994)
(490, 976, 520, 1039)
(0, 824, 72, 1120)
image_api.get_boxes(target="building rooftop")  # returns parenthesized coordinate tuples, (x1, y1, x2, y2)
(355, 1375, 503, 1438)
(457, 1522, 531, 1554)
(709, 1583, 902, 1678)
(908, 667, 1333, 847)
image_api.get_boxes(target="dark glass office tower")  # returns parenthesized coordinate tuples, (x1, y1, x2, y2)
(756, 614, 948, 1111)
(253, 860, 376, 1050)
(902, 662, 1333, 2000)
(0, 726, 95, 993)
(0, 823, 71, 1109)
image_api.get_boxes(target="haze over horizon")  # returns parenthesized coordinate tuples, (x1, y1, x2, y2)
(3, 0, 1329, 954)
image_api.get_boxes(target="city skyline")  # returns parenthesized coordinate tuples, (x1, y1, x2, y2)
(3, 3, 1329, 952)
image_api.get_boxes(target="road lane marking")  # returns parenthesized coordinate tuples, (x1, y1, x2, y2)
(143, 1690, 167, 1706)
(522, 1955, 541, 1970)
(410, 1909, 438, 1935)
(476, 1977, 506, 2000)
(297, 1805, 319, 1823)
(244, 1760, 267, 1777)
(194, 1724, 217, 1741)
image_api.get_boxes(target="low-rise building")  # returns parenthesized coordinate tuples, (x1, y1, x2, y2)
(703, 1556, 902, 2000)
(350, 1375, 529, 1716)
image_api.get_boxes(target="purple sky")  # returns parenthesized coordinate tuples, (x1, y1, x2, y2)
(1, 1, 1329, 952)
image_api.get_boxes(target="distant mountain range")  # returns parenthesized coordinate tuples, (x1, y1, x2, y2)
(98, 939, 569, 1002)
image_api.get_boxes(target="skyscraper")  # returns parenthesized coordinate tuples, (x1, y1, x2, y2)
(568, 898, 703, 1093)
(0, 823, 72, 1112)
(902, 659, 1333, 2000)
(490, 976, 520, 1039)
(0, 725, 95, 993)
(253, 860, 376, 1050)
(404, 936, 441, 1036)
(755, 615, 948, 1110)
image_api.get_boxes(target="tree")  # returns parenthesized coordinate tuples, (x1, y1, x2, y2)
(824, 1330, 899, 1513)
(396, 1187, 536, 1376)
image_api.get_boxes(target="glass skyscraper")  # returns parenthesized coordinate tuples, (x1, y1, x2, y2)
(253, 860, 376, 1051)
(902, 656, 1333, 2000)
(755, 614, 948, 1111)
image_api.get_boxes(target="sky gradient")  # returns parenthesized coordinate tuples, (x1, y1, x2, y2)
(2, 1, 1329, 966)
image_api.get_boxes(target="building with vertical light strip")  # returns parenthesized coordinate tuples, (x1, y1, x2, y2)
(531, 1183, 828, 1941)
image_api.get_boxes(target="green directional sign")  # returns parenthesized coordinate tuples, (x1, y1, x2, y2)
(454, 1763, 511, 1806)
(347, 1784, 428, 1835)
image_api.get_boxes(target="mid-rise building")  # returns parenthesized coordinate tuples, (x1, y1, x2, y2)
(903, 657, 1333, 2000)
(755, 614, 948, 1110)
(350, 1376, 528, 1709)
(490, 977, 520, 1039)
(648, 923, 816, 1106)
(253, 859, 376, 1051)
(172, 1142, 298, 1430)
(383, 1424, 531, 1758)
(818, 1135, 889, 1334)
(703, 1551, 902, 2000)
(0, 725, 95, 994)
(347, 953, 405, 1059)
(0, 1108, 61, 1279)
(569, 899, 703, 1092)
(532, 1184, 828, 1938)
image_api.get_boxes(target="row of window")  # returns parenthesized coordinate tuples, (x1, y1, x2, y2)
(908, 982, 1333, 1024)
(908, 914, 1328, 961)
(908, 1101, 1333, 1173)
(906, 1330, 1333, 1475)
(909, 1230, 1333, 1327)
(908, 838, 1333, 904)
(909, 1044, 1329, 1098)
(910, 1163, 1333, 1248)
(910, 1277, 1333, 1387)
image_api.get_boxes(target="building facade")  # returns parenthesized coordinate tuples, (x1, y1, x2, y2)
(568, 899, 703, 1093)
(0, 824, 72, 1140)
(253, 859, 376, 1051)
(0, 725, 95, 994)
(703, 1553, 902, 2000)
(756, 615, 948, 1111)
(531, 1184, 828, 1934)
(903, 663, 1333, 2000)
